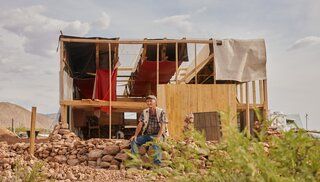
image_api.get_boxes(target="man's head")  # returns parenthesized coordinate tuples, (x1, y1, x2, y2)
(146, 95, 157, 109)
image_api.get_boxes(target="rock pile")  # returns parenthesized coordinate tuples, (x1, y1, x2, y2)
(9, 122, 130, 170)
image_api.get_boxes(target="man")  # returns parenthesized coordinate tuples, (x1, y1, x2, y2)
(129, 95, 168, 165)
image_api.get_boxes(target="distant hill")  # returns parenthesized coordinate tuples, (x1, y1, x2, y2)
(0, 102, 57, 130)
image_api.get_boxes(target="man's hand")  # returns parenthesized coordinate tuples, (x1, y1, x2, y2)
(129, 135, 137, 142)
(155, 135, 161, 142)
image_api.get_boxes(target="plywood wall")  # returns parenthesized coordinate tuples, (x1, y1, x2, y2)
(157, 84, 237, 139)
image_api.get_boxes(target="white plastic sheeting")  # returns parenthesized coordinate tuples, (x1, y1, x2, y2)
(214, 39, 267, 82)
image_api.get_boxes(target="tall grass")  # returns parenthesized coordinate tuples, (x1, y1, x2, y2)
(125, 111, 320, 182)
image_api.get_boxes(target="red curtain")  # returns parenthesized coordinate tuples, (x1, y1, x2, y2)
(93, 69, 117, 113)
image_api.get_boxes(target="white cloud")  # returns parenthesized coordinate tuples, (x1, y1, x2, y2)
(288, 36, 320, 51)
(0, 5, 90, 57)
(92, 12, 111, 30)
(154, 14, 193, 33)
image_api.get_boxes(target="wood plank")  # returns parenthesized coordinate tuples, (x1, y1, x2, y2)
(118, 67, 133, 71)
(59, 41, 64, 101)
(156, 43, 160, 88)
(60, 100, 146, 110)
(175, 42, 179, 83)
(245, 82, 250, 135)
(157, 84, 237, 139)
(29, 107, 36, 156)
(108, 43, 112, 139)
(195, 43, 198, 84)
(263, 79, 269, 119)
(259, 80, 264, 104)
(61, 38, 215, 44)
(237, 104, 264, 110)
(60, 105, 68, 128)
(252, 81, 256, 105)
(240, 83, 244, 104)
(96, 43, 100, 69)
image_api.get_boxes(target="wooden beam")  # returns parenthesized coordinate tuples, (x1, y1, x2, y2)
(175, 42, 179, 83)
(195, 43, 198, 84)
(237, 104, 264, 110)
(156, 43, 160, 90)
(60, 100, 146, 110)
(95, 43, 100, 69)
(181, 54, 214, 82)
(211, 40, 216, 84)
(263, 79, 269, 119)
(60, 105, 68, 129)
(240, 83, 244, 104)
(245, 82, 251, 135)
(60, 38, 215, 44)
(252, 81, 256, 106)
(118, 67, 133, 71)
(29, 107, 36, 156)
(59, 41, 64, 101)
(200, 73, 214, 84)
(259, 80, 264, 104)
(108, 43, 112, 139)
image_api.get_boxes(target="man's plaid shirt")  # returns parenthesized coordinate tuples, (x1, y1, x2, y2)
(139, 109, 166, 135)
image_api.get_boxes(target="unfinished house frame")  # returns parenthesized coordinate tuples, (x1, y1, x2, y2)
(59, 35, 268, 140)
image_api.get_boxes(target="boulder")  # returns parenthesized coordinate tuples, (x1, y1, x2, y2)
(103, 146, 120, 155)
(99, 162, 110, 168)
(101, 155, 114, 162)
(114, 153, 128, 161)
(88, 149, 104, 160)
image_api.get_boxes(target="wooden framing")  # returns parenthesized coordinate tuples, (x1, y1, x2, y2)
(236, 79, 269, 133)
(60, 38, 215, 44)
(245, 82, 250, 134)
(175, 42, 179, 83)
(59, 37, 269, 139)
(108, 43, 112, 139)
(61, 100, 145, 110)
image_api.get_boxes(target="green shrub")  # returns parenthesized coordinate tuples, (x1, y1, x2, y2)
(125, 112, 320, 182)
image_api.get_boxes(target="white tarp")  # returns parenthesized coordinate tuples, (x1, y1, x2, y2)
(214, 39, 267, 82)
(63, 71, 73, 100)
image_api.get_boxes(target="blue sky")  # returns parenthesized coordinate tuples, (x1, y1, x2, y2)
(0, 0, 319, 130)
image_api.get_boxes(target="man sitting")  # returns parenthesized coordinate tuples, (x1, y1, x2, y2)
(129, 95, 168, 165)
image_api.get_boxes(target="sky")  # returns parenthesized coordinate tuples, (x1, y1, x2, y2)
(0, 0, 319, 130)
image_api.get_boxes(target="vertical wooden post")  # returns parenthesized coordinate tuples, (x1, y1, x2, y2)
(212, 40, 216, 84)
(259, 80, 264, 104)
(245, 83, 251, 135)
(60, 105, 68, 129)
(175, 42, 179, 84)
(194, 43, 197, 84)
(59, 41, 64, 102)
(96, 43, 100, 69)
(240, 83, 244, 103)
(156, 43, 160, 90)
(108, 43, 112, 139)
(263, 79, 269, 119)
(252, 81, 256, 106)
(29, 107, 36, 156)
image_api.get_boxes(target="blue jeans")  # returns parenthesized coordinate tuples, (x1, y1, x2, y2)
(130, 135, 162, 164)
